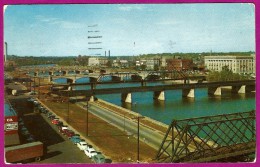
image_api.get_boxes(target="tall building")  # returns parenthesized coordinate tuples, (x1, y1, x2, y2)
(4, 42, 7, 62)
(204, 55, 255, 74)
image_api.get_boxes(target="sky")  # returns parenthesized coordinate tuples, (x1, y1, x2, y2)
(4, 3, 255, 57)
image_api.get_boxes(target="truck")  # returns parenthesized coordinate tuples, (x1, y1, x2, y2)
(5, 141, 44, 163)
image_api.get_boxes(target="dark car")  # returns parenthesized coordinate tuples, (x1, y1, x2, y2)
(48, 115, 56, 120)
(56, 121, 63, 127)
(64, 130, 75, 139)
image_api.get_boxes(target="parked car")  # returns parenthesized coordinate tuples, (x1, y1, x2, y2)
(29, 91, 37, 95)
(56, 121, 63, 127)
(87, 145, 93, 150)
(64, 130, 75, 139)
(51, 118, 59, 125)
(27, 98, 35, 102)
(59, 126, 69, 134)
(70, 136, 82, 144)
(48, 115, 56, 120)
(25, 134, 35, 142)
(20, 127, 30, 136)
(46, 112, 53, 117)
(84, 148, 97, 158)
(77, 141, 88, 151)
(41, 108, 48, 114)
(93, 153, 106, 163)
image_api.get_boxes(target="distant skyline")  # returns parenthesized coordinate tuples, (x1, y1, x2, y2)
(4, 4, 255, 57)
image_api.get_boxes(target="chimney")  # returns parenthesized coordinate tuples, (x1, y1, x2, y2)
(108, 50, 110, 58)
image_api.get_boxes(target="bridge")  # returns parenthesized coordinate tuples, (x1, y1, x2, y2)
(55, 80, 255, 103)
(155, 110, 255, 162)
(48, 70, 205, 84)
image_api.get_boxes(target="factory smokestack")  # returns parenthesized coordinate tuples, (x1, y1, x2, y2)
(108, 50, 110, 58)
(105, 51, 106, 57)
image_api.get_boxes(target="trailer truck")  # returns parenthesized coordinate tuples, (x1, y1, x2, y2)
(5, 141, 44, 163)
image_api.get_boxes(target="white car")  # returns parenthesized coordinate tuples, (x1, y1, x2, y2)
(77, 141, 88, 151)
(84, 148, 97, 158)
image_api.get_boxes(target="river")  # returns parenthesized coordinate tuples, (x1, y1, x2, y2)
(53, 77, 255, 125)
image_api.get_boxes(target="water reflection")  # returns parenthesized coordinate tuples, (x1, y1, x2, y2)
(153, 100, 165, 109)
(182, 97, 195, 104)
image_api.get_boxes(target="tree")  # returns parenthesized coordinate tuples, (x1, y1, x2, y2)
(140, 64, 147, 71)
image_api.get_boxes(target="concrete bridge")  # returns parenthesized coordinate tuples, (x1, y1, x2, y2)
(48, 71, 206, 85)
(56, 80, 255, 103)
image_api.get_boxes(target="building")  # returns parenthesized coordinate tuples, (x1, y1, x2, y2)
(146, 58, 160, 70)
(119, 60, 129, 68)
(5, 101, 20, 146)
(99, 57, 109, 67)
(88, 57, 100, 66)
(166, 59, 193, 71)
(204, 55, 255, 74)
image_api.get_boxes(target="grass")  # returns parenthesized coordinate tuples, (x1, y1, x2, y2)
(40, 99, 158, 163)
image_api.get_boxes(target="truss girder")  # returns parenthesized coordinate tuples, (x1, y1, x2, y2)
(156, 110, 255, 162)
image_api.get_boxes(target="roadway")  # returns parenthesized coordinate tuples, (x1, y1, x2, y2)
(77, 101, 198, 160)
(77, 101, 171, 153)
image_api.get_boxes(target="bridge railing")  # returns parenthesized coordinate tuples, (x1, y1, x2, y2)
(156, 110, 255, 162)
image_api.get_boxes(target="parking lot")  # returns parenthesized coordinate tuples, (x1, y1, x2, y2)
(6, 90, 93, 164)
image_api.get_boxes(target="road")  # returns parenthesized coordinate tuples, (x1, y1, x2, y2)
(77, 102, 165, 151)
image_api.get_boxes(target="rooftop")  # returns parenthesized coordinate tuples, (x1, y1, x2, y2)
(4, 102, 17, 117)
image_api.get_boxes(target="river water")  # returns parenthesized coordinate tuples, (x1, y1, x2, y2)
(53, 77, 255, 125)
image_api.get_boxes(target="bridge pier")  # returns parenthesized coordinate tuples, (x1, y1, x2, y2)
(153, 91, 165, 101)
(48, 76, 53, 82)
(88, 96, 95, 102)
(75, 70, 82, 74)
(182, 88, 195, 98)
(67, 78, 74, 84)
(62, 71, 68, 76)
(141, 80, 146, 87)
(184, 79, 190, 84)
(121, 93, 132, 103)
(208, 87, 221, 96)
(89, 77, 98, 83)
(232, 85, 245, 94)
(49, 71, 54, 75)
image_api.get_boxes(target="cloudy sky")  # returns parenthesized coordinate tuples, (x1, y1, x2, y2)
(4, 3, 255, 56)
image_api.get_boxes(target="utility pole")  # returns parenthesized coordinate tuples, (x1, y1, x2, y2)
(29, 75, 32, 92)
(67, 90, 70, 123)
(38, 77, 40, 99)
(132, 114, 145, 163)
(84, 102, 89, 136)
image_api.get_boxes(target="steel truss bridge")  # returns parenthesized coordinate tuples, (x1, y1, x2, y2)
(156, 110, 256, 163)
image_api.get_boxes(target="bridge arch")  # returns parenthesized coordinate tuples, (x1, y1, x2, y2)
(75, 77, 90, 83)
